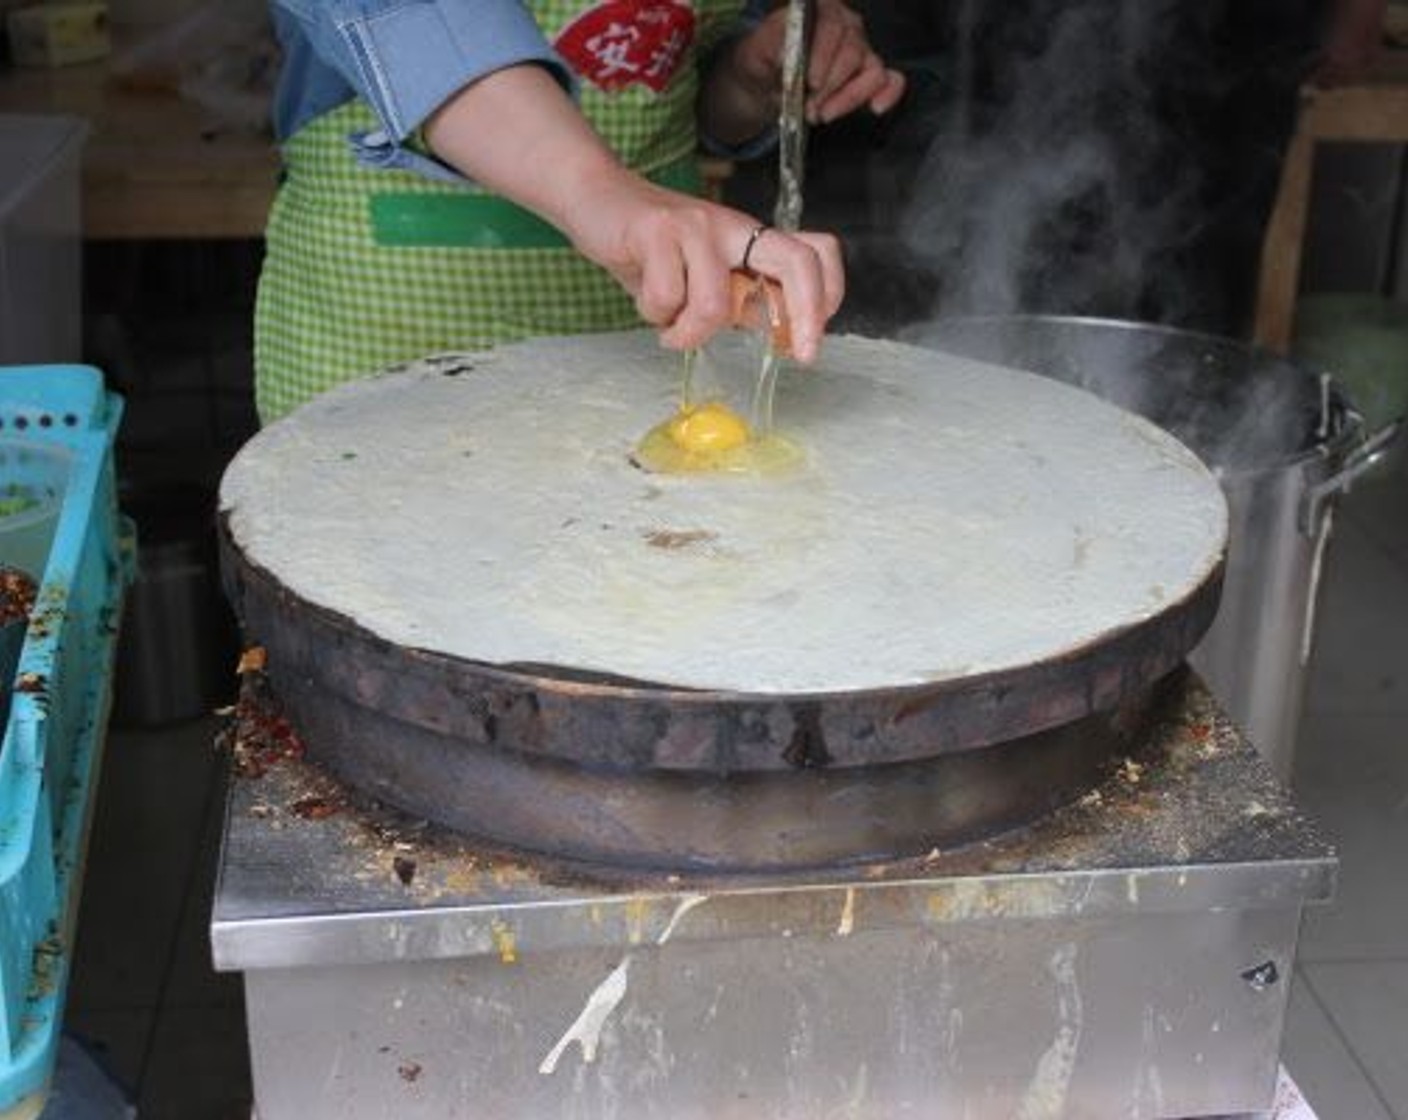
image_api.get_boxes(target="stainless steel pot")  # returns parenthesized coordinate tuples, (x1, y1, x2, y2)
(908, 315, 1401, 779)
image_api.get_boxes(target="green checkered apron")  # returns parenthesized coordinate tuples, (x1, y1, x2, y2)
(255, 0, 743, 422)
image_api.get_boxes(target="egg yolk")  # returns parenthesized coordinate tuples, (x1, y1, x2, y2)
(667, 402, 751, 453)
(633, 400, 802, 475)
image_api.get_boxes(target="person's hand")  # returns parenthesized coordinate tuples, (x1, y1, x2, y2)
(701, 0, 906, 144)
(1315, 0, 1386, 87)
(776, 0, 909, 124)
(424, 65, 844, 360)
(562, 167, 844, 362)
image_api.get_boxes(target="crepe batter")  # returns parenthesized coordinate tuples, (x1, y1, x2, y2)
(219, 331, 1228, 695)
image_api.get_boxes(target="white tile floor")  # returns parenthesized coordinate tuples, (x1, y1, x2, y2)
(1281, 454, 1408, 1119)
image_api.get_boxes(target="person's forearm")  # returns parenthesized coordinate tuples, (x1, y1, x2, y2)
(422, 63, 626, 241)
(420, 59, 845, 362)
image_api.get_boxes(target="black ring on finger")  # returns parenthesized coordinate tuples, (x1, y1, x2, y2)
(740, 224, 769, 272)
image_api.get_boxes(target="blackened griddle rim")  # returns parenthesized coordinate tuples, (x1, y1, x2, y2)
(217, 513, 1224, 775)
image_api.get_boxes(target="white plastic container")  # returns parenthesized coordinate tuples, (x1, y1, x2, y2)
(0, 114, 88, 364)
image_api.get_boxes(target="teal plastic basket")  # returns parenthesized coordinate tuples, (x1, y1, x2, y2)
(0, 366, 127, 1112)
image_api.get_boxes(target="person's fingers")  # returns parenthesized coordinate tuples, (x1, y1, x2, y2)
(812, 56, 881, 123)
(817, 23, 867, 93)
(796, 231, 845, 317)
(743, 230, 832, 363)
(632, 222, 688, 330)
(804, 12, 852, 94)
(659, 232, 732, 350)
(814, 55, 897, 123)
(803, 9, 873, 119)
(868, 68, 906, 115)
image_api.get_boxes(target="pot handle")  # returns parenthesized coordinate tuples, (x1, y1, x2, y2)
(1300, 417, 1402, 536)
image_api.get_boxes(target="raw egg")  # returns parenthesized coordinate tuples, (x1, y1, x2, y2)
(669, 402, 751, 453)
(633, 274, 802, 477)
(633, 400, 801, 475)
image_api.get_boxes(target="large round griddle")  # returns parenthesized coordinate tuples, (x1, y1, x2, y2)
(219, 331, 1227, 871)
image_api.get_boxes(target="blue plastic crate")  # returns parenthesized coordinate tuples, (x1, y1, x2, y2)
(0, 367, 127, 1112)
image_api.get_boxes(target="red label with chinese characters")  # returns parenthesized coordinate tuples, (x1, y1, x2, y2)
(555, 0, 696, 94)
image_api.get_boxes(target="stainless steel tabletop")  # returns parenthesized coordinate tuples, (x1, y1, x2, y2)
(211, 672, 1335, 974)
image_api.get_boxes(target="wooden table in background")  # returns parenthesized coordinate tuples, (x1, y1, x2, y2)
(0, 50, 740, 242)
(1255, 47, 1408, 354)
(0, 50, 278, 239)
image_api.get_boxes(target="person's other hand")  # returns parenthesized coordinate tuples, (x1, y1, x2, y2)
(728, 0, 906, 125)
(801, 0, 908, 123)
(563, 170, 843, 362)
(1315, 0, 1386, 87)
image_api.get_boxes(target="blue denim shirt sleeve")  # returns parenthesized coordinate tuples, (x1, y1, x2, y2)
(271, 0, 575, 178)
(271, 0, 775, 181)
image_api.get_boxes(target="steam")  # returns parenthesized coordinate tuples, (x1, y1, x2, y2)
(902, 318, 1326, 473)
(897, 0, 1207, 324)
(881, 2, 1330, 471)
